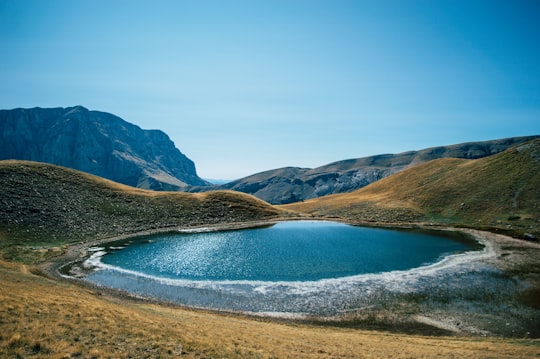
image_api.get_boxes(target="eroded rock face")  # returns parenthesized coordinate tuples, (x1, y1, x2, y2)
(0, 106, 208, 190)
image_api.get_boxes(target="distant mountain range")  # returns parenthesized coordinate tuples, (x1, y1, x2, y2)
(189, 135, 540, 204)
(0, 106, 209, 190)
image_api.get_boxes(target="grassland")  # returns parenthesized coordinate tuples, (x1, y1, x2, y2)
(2, 260, 539, 358)
(1, 139, 540, 358)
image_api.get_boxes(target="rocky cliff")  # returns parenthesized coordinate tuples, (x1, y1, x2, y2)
(189, 136, 540, 204)
(0, 106, 209, 190)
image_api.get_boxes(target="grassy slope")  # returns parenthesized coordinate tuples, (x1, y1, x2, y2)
(1, 260, 537, 358)
(0, 160, 283, 263)
(284, 139, 540, 237)
(1, 152, 540, 357)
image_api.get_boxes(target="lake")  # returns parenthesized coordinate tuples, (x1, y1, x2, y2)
(82, 221, 482, 316)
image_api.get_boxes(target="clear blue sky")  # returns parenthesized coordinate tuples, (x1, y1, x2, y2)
(1, 0, 539, 179)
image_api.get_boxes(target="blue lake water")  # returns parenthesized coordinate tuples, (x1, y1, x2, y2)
(83, 221, 482, 316)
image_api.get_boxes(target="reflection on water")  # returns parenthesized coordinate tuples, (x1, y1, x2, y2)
(81, 221, 486, 316)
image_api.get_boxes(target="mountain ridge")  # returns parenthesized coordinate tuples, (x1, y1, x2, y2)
(284, 138, 540, 238)
(189, 135, 540, 204)
(0, 106, 209, 190)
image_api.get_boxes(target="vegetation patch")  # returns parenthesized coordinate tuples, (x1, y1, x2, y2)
(284, 139, 540, 239)
(0, 160, 285, 264)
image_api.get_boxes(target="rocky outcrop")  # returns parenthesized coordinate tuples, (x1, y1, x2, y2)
(0, 106, 209, 190)
(189, 136, 540, 204)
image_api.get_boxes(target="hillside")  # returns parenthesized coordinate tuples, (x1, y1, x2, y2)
(0, 160, 282, 263)
(190, 136, 539, 204)
(1, 155, 539, 357)
(285, 139, 540, 238)
(0, 106, 209, 190)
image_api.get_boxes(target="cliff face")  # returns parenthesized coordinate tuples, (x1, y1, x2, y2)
(0, 106, 209, 190)
(190, 135, 540, 204)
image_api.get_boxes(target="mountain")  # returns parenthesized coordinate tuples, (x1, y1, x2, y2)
(0, 106, 209, 190)
(0, 160, 282, 262)
(189, 136, 540, 204)
(284, 138, 540, 238)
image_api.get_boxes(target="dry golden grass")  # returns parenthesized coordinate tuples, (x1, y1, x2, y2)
(1, 260, 538, 358)
(2, 145, 540, 358)
(284, 141, 540, 237)
(283, 158, 464, 216)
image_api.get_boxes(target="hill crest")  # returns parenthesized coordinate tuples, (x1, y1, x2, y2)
(284, 139, 540, 238)
(0, 160, 281, 262)
(190, 135, 540, 204)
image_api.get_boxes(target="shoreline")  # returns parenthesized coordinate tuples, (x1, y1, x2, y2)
(39, 218, 486, 283)
(38, 218, 540, 337)
(39, 219, 286, 280)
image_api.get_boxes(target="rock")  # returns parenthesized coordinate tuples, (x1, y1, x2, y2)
(0, 106, 209, 190)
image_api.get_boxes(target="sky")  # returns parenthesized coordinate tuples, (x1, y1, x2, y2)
(1, 0, 539, 180)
